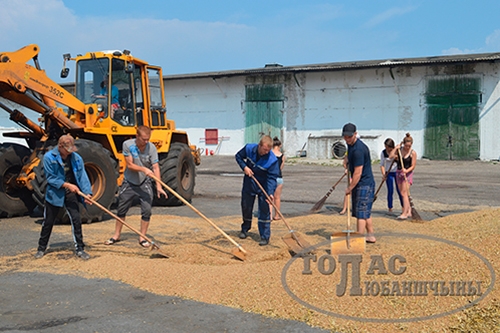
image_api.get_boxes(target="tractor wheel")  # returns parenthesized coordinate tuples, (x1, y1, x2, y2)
(31, 140, 118, 223)
(31, 147, 52, 209)
(154, 142, 196, 206)
(0, 143, 37, 217)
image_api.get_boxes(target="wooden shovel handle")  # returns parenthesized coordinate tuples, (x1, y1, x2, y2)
(76, 191, 157, 247)
(149, 174, 247, 254)
(346, 170, 351, 230)
(250, 175, 307, 248)
(250, 175, 295, 232)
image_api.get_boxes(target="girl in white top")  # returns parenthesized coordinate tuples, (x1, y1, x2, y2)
(379, 138, 403, 212)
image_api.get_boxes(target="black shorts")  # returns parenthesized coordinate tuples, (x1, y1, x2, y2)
(116, 180, 153, 222)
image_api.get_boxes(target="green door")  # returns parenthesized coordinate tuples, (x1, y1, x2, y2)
(244, 84, 284, 144)
(424, 76, 481, 160)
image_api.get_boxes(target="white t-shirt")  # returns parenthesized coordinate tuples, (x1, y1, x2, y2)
(379, 149, 397, 173)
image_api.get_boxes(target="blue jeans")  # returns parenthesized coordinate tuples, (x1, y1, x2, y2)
(386, 172, 403, 209)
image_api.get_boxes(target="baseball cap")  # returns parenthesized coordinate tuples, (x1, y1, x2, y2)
(342, 123, 357, 136)
(59, 135, 77, 153)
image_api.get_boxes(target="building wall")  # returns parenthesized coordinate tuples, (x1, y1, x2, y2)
(163, 62, 500, 160)
(480, 66, 500, 160)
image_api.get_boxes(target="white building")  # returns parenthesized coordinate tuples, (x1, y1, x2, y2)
(164, 53, 500, 161)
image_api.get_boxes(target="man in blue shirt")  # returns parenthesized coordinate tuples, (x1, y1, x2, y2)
(35, 134, 93, 260)
(342, 123, 376, 244)
(235, 135, 280, 246)
(92, 74, 120, 118)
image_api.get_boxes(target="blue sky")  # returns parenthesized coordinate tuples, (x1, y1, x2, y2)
(2, 0, 500, 77)
(1, 0, 500, 126)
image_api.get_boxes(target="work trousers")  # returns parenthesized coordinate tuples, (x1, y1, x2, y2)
(385, 172, 403, 209)
(38, 192, 84, 252)
(240, 191, 271, 240)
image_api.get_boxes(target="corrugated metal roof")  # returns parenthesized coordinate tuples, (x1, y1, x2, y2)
(164, 52, 500, 80)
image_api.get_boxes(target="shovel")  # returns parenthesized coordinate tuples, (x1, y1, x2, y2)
(330, 174, 365, 255)
(77, 191, 170, 258)
(250, 175, 312, 254)
(149, 175, 247, 261)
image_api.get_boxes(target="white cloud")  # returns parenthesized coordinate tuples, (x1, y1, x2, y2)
(442, 29, 500, 55)
(363, 6, 417, 29)
(485, 29, 500, 49)
(0, 0, 256, 76)
(0, 0, 76, 42)
(441, 47, 475, 55)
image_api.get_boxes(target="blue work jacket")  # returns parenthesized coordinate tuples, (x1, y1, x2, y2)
(43, 146, 92, 207)
(235, 143, 280, 196)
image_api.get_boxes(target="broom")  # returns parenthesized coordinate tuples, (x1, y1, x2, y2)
(310, 172, 347, 213)
(397, 148, 422, 221)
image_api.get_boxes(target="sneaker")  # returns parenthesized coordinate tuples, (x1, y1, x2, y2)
(76, 250, 90, 260)
(259, 239, 269, 246)
(238, 231, 247, 239)
(34, 250, 45, 259)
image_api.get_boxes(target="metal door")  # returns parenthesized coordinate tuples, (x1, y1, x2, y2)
(424, 76, 480, 160)
(244, 84, 284, 143)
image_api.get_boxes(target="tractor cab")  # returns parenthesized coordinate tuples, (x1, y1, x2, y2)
(73, 51, 165, 128)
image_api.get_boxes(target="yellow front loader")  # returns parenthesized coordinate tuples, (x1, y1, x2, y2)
(0, 44, 200, 221)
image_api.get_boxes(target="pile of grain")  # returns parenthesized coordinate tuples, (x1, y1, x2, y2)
(1, 208, 499, 333)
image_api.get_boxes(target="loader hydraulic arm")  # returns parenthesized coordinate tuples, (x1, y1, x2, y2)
(0, 44, 85, 132)
(0, 101, 45, 138)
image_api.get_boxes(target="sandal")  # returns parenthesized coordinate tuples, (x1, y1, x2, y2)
(366, 233, 376, 244)
(139, 240, 151, 248)
(105, 238, 120, 245)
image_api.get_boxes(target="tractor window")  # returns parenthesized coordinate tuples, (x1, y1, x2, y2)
(134, 73, 144, 126)
(146, 67, 165, 127)
(111, 59, 144, 126)
(76, 58, 111, 118)
(148, 69, 162, 107)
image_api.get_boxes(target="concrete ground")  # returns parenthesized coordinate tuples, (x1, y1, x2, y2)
(168, 155, 500, 221)
(1, 155, 498, 332)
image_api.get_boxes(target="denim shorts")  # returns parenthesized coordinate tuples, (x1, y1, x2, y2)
(351, 183, 375, 219)
(277, 177, 283, 185)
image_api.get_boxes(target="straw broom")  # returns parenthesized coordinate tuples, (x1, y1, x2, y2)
(310, 172, 347, 213)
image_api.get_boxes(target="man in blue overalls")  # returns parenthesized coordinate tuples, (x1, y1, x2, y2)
(235, 135, 280, 246)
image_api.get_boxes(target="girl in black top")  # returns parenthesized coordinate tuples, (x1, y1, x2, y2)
(271, 137, 286, 220)
(389, 133, 417, 220)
